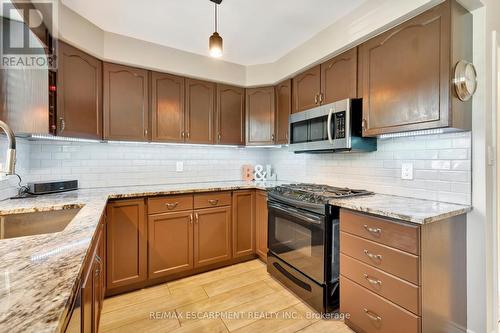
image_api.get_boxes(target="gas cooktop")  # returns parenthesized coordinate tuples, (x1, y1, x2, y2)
(270, 183, 373, 205)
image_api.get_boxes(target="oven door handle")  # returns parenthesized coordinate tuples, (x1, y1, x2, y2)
(327, 106, 335, 144)
(268, 203, 324, 225)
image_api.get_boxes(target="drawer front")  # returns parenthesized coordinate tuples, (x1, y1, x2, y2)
(340, 209, 419, 255)
(341, 276, 420, 333)
(194, 192, 232, 209)
(340, 253, 420, 315)
(148, 195, 193, 214)
(340, 232, 419, 285)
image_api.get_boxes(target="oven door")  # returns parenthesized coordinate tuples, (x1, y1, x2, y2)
(268, 201, 325, 284)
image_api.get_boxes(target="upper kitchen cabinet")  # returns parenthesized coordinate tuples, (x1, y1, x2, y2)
(185, 79, 215, 144)
(216, 84, 245, 145)
(275, 79, 292, 144)
(103, 63, 149, 141)
(246, 87, 275, 145)
(359, 0, 472, 136)
(292, 65, 321, 113)
(150, 72, 185, 142)
(57, 41, 102, 139)
(320, 48, 359, 104)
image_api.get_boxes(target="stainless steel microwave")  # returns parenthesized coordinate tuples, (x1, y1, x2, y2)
(288, 99, 377, 153)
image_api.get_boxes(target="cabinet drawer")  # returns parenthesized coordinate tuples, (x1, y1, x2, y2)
(340, 254, 420, 315)
(148, 195, 193, 214)
(194, 192, 232, 209)
(341, 276, 420, 333)
(340, 232, 419, 285)
(340, 209, 419, 255)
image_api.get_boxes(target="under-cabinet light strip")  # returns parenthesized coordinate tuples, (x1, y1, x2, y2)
(378, 129, 444, 139)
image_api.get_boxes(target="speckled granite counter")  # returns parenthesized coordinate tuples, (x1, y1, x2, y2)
(329, 193, 471, 224)
(0, 180, 471, 333)
(0, 181, 280, 333)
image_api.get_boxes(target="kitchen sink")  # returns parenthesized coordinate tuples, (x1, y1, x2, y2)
(0, 208, 81, 240)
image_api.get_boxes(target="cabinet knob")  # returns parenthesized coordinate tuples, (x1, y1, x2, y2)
(361, 119, 367, 131)
(318, 93, 324, 104)
(271, 134, 275, 142)
(59, 118, 66, 133)
(314, 94, 319, 105)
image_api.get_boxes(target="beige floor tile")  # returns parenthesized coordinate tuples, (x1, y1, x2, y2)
(102, 283, 171, 314)
(232, 305, 313, 333)
(296, 320, 354, 333)
(172, 318, 229, 333)
(201, 267, 270, 297)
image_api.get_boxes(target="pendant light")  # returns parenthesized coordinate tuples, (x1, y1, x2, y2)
(209, 0, 223, 58)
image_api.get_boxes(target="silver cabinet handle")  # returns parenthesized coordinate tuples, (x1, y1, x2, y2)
(218, 133, 222, 141)
(165, 202, 178, 210)
(186, 132, 190, 139)
(314, 94, 319, 105)
(59, 118, 66, 133)
(363, 225, 382, 235)
(271, 134, 275, 142)
(319, 93, 324, 104)
(181, 131, 185, 138)
(189, 214, 193, 224)
(362, 119, 367, 131)
(194, 213, 199, 223)
(364, 249, 382, 262)
(363, 308, 382, 322)
(363, 274, 382, 286)
(208, 199, 219, 206)
(144, 128, 148, 137)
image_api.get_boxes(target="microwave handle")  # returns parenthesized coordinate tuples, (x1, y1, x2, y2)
(327, 107, 334, 144)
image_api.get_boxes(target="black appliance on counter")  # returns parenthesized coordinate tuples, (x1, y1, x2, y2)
(266, 183, 372, 313)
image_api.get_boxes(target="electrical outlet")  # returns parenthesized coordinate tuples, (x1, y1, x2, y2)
(176, 161, 184, 172)
(401, 163, 414, 180)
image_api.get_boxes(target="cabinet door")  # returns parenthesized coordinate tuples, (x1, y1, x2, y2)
(151, 72, 185, 142)
(106, 199, 147, 290)
(148, 211, 194, 278)
(255, 190, 268, 261)
(246, 87, 275, 145)
(275, 79, 291, 144)
(232, 190, 255, 258)
(320, 47, 358, 104)
(292, 65, 320, 113)
(103, 63, 149, 141)
(194, 206, 232, 267)
(185, 78, 215, 144)
(57, 41, 102, 139)
(216, 84, 245, 145)
(359, 2, 450, 136)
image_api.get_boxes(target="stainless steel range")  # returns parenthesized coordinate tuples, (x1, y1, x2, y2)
(266, 183, 372, 313)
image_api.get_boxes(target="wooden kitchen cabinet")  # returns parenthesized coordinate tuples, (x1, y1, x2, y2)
(216, 84, 245, 145)
(275, 79, 291, 144)
(148, 211, 194, 278)
(246, 87, 275, 145)
(292, 65, 321, 113)
(57, 41, 102, 139)
(150, 72, 185, 142)
(103, 63, 149, 141)
(232, 190, 255, 258)
(255, 190, 268, 261)
(185, 78, 215, 144)
(359, 0, 472, 136)
(320, 47, 358, 104)
(340, 208, 467, 333)
(194, 206, 232, 268)
(106, 199, 147, 292)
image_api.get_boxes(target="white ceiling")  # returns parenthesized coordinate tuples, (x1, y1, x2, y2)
(61, 0, 366, 66)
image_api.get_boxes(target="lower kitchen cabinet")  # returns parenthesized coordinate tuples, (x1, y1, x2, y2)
(255, 190, 268, 261)
(194, 206, 232, 268)
(64, 217, 105, 333)
(106, 199, 147, 292)
(148, 211, 194, 278)
(232, 190, 255, 258)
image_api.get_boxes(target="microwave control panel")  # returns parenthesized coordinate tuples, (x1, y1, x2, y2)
(334, 111, 346, 139)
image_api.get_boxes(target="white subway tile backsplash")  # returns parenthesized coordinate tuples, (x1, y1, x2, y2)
(0, 131, 472, 205)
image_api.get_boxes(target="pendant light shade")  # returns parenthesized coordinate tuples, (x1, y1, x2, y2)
(209, 1, 223, 58)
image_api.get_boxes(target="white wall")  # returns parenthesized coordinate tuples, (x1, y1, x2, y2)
(270, 132, 472, 205)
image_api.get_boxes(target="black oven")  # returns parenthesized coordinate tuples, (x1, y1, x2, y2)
(267, 196, 340, 313)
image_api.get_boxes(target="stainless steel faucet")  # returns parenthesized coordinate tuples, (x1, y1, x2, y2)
(0, 120, 16, 175)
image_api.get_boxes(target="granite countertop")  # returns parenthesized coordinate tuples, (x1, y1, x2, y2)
(328, 193, 472, 224)
(0, 180, 472, 333)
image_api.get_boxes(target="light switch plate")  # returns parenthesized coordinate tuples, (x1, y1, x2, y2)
(176, 161, 184, 172)
(401, 163, 414, 180)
